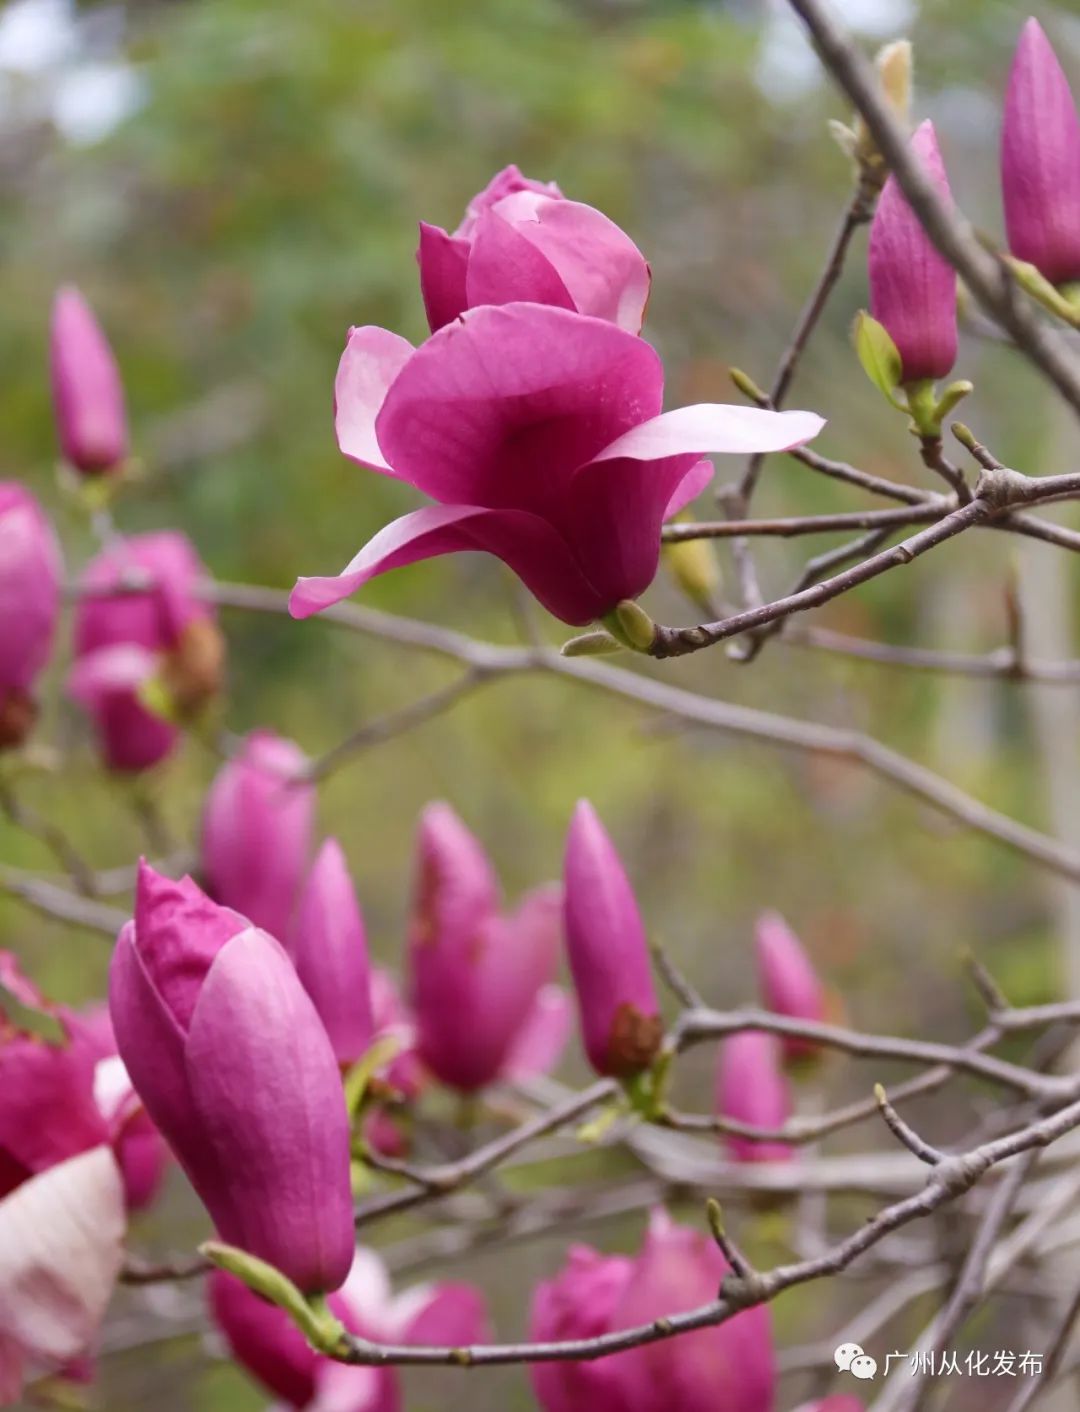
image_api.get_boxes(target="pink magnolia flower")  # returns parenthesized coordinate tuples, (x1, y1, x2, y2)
(0, 959, 108, 1198)
(201, 730, 315, 941)
(563, 800, 661, 1078)
(1002, 19, 1080, 286)
(0, 957, 167, 1213)
(0, 1147, 125, 1406)
(290, 303, 822, 627)
(715, 1032, 793, 1164)
(407, 802, 567, 1093)
(70, 531, 220, 772)
(868, 121, 957, 383)
(291, 838, 375, 1066)
(0, 483, 62, 749)
(210, 1248, 489, 1412)
(531, 1209, 775, 1412)
(418, 164, 650, 333)
(49, 286, 128, 476)
(754, 911, 826, 1061)
(109, 863, 354, 1292)
(72, 1004, 170, 1212)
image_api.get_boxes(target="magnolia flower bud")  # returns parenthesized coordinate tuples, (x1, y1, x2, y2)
(201, 730, 315, 941)
(755, 910, 826, 1061)
(563, 800, 661, 1078)
(49, 287, 128, 477)
(715, 1032, 793, 1164)
(408, 802, 563, 1092)
(1002, 18, 1080, 288)
(109, 864, 355, 1292)
(867, 120, 958, 383)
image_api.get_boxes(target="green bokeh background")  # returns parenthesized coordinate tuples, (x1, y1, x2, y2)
(2, 0, 1077, 1407)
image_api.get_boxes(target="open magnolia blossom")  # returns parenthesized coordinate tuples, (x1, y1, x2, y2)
(290, 302, 823, 627)
(0, 1146, 125, 1406)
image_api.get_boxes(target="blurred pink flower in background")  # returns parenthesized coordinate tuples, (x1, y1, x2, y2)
(291, 838, 375, 1066)
(210, 1247, 489, 1412)
(754, 910, 826, 1062)
(70, 530, 220, 772)
(715, 1031, 793, 1165)
(0, 482, 62, 750)
(407, 802, 567, 1093)
(49, 286, 129, 477)
(531, 1209, 775, 1412)
(201, 729, 314, 940)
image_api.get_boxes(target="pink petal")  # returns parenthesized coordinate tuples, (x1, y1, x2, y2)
(399, 1283, 490, 1347)
(485, 193, 651, 332)
(374, 303, 664, 510)
(417, 223, 471, 332)
(454, 165, 563, 239)
(560, 452, 705, 611)
(464, 208, 577, 314)
(184, 928, 355, 1293)
(0, 1148, 125, 1387)
(334, 327, 415, 471)
(664, 458, 713, 519)
(591, 403, 825, 463)
(289, 503, 608, 627)
(501, 983, 572, 1081)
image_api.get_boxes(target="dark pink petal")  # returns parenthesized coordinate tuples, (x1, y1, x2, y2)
(289, 503, 609, 626)
(184, 927, 355, 1293)
(417, 223, 472, 332)
(131, 863, 248, 1033)
(209, 1268, 322, 1407)
(559, 452, 703, 610)
(0, 1035, 108, 1197)
(465, 208, 577, 314)
(75, 531, 209, 657)
(590, 403, 825, 463)
(374, 303, 664, 511)
(485, 193, 651, 332)
(334, 326, 414, 471)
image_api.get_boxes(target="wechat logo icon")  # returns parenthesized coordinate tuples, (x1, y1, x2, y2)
(834, 1342, 878, 1380)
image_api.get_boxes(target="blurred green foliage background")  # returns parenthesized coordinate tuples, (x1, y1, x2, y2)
(2, 0, 1078, 1407)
